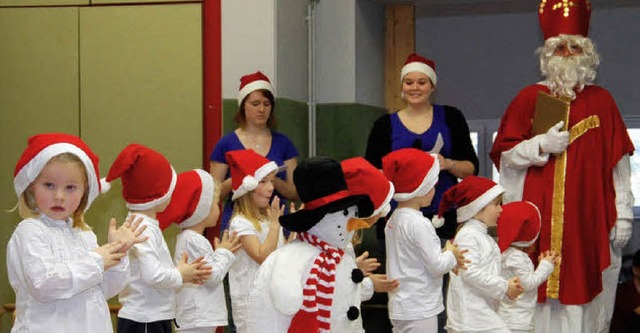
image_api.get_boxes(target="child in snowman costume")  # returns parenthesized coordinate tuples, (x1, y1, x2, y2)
(246, 156, 376, 332)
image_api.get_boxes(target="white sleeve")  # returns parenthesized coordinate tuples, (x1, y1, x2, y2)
(87, 228, 128, 299)
(457, 234, 508, 300)
(498, 135, 550, 204)
(135, 229, 182, 288)
(613, 154, 634, 221)
(504, 252, 553, 292)
(10, 221, 104, 303)
(411, 221, 456, 276)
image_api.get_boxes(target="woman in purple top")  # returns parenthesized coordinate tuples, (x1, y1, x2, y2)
(210, 71, 299, 230)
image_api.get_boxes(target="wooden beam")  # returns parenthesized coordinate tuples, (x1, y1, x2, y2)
(384, 4, 414, 113)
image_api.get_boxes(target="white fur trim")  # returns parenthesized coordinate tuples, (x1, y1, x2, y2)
(179, 169, 215, 229)
(100, 178, 111, 194)
(393, 156, 440, 202)
(231, 161, 278, 201)
(401, 62, 437, 86)
(237, 80, 275, 105)
(432, 215, 445, 228)
(456, 185, 505, 222)
(14, 143, 100, 210)
(126, 167, 177, 211)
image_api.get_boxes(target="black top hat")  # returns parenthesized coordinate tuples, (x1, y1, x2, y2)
(279, 156, 373, 232)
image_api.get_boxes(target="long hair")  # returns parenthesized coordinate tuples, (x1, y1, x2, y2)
(234, 89, 277, 129)
(231, 192, 269, 232)
(537, 34, 599, 100)
(18, 153, 91, 230)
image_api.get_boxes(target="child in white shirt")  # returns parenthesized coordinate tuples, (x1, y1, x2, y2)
(7, 133, 146, 333)
(224, 149, 285, 333)
(105, 144, 212, 333)
(157, 169, 241, 333)
(437, 176, 524, 333)
(496, 201, 559, 333)
(382, 148, 468, 333)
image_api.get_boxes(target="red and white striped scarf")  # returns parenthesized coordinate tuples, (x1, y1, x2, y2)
(288, 232, 344, 333)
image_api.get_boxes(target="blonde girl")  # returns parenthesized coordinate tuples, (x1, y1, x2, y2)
(7, 133, 146, 333)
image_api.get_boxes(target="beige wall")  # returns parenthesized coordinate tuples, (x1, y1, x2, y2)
(0, 4, 203, 330)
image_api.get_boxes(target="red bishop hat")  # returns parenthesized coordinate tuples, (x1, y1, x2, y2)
(434, 176, 504, 226)
(157, 169, 215, 230)
(225, 149, 278, 201)
(538, 0, 592, 40)
(237, 71, 275, 105)
(497, 201, 542, 252)
(400, 53, 437, 86)
(342, 157, 395, 219)
(14, 133, 104, 210)
(104, 144, 177, 211)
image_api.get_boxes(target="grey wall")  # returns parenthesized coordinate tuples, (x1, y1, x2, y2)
(416, 6, 640, 121)
(356, 0, 385, 107)
(276, 0, 308, 101)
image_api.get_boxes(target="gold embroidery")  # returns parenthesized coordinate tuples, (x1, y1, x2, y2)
(569, 115, 600, 144)
(540, 0, 591, 16)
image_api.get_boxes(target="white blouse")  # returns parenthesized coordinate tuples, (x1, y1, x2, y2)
(174, 229, 235, 330)
(7, 214, 128, 333)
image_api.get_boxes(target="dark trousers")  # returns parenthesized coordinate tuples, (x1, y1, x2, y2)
(117, 317, 172, 333)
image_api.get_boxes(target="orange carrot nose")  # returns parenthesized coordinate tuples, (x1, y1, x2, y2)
(347, 218, 371, 232)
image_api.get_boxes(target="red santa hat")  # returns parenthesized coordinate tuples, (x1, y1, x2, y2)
(237, 71, 275, 105)
(538, 0, 591, 40)
(382, 148, 439, 201)
(433, 175, 504, 227)
(14, 133, 103, 210)
(341, 157, 395, 219)
(497, 201, 542, 252)
(226, 149, 278, 201)
(157, 169, 215, 230)
(400, 53, 437, 86)
(104, 144, 177, 211)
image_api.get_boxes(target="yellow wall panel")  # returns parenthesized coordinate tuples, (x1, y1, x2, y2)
(93, 0, 199, 4)
(0, 7, 80, 330)
(79, 4, 203, 261)
(0, 0, 88, 7)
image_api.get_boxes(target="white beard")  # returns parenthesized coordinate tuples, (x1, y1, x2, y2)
(544, 55, 595, 100)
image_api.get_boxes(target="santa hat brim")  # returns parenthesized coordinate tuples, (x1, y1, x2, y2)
(393, 157, 439, 202)
(401, 62, 437, 86)
(231, 161, 278, 201)
(179, 169, 215, 229)
(456, 184, 505, 222)
(237, 80, 274, 105)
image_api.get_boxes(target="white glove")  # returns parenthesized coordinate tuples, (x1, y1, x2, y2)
(540, 121, 570, 154)
(609, 219, 632, 248)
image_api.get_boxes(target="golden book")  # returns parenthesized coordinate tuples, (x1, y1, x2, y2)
(532, 90, 570, 135)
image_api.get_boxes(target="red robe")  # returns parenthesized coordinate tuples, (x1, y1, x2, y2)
(490, 84, 634, 305)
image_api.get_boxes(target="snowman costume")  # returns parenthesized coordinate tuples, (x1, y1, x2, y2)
(246, 156, 374, 333)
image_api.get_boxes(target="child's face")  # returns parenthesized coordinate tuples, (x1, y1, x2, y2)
(203, 193, 221, 228)
(251, 172, 275, 209)
(474, 196, 502, 227)
(32, 160, 86, 221)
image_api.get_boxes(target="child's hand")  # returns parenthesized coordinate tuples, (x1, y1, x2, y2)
(506, 277, 524, 300)
(539, 250, 561, 265)
(289, 201, 304, 214)
(444, 241, 470, 271)
(94, 241, 127, 270)
(370, 274, 399, 293)
(267, 196, 285, 228)
(176, 253, 213, 284)
(355, 251, 381, 276)
(215, 230, 241, 253)
(107, 215, 148, 252)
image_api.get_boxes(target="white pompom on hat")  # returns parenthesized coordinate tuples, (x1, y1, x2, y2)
(104, 143, 177, 211)
(433, 175, 504, 227)
(225, 149, 278, 201)
(13, 133, 103, 210)
(157, 169, 215, 230)
(400, 53, 437, 86)
(237, 71, 275, 105)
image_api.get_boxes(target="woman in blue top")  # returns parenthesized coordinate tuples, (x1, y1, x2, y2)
(365, 53, 479, 240)
(210, 71, 299, 231)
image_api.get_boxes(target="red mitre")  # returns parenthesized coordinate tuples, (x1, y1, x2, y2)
(538, 0, 591, 40)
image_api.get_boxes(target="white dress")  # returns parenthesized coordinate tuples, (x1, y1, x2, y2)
(228, 215, 283, 333)
(446, 219, 510, 333)
(7, 215, 128, 333)
(174, 229, 235, 331)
